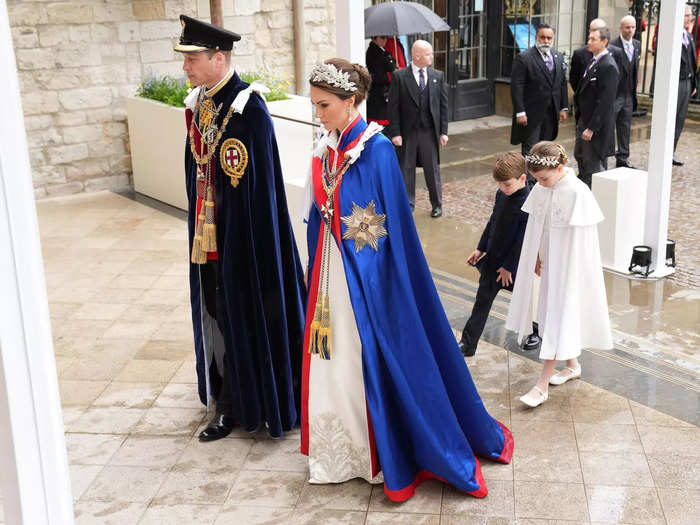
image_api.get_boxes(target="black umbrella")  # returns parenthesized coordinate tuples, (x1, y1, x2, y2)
(364, 1, 451, 38)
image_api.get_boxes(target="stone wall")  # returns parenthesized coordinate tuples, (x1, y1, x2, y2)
(8, 0, 336, 199)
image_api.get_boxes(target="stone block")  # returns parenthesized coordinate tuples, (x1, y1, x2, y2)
(164, 0, 197, 19)
(11, 26, 39, 49)
(38, 25, 69, 47)
(234, 34, 255, 56)
(104, 122, 129, 138)
(65, 159, 111, 181)
(109, 154, 133, 172)
(127, 61, 143, 83)
(47, 3, 94, 24)
(142, 61, 184, 78)
(90, 64, 129, 85)
(255, 28, 272, 47)
(34, 69, 91, 90)
(305, 8, 328, 24)
(119, 21, 141, 42)
(24, 115, 53, 132)
(27, 128, 63, 149)
(47, 144, 90, 165)
(233, 0, 261, 16)
(84, 174, 131, 192)
(93, 1, 134, 23)
(140, 40, 175, 63)
(133, 0, 166, 20)
(87, 109, 116, 124)
(267, 10, 292, 29)
(62, 124, 104, 144)
(32, 165, 66, 188)
(18, 71, 39, 92)
(55, 48, 102, 68)
(88, 139, 127, 158)
(90, 24, 117, 43)
(34, 187, 48, 199)
(101, 43, 128, 59)
(271, 28, 293, 47)
(197, 0, 210, 18)
(222, 0, 235, 16)
(22, 91, 60, 116)
(261, 0, 289, 12)
(45, 181, 84, 196)
(140, 20, 180, 40)
(223, 15, 256, 35)
(15, 48, 56, 70)
(59, 87, 113, 111)
(54, 112, 88, 127)
(8, 3, 48, 26)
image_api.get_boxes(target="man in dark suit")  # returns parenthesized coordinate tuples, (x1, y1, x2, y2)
(510, 23, 569, 161)
(611, 16, 641, 168)
(366, 35, 396, 127)
(570, 18, 608, 94)
(573, 26, 620, 188)
(673, 5, 698, 166)
(387, 40, 448, 218)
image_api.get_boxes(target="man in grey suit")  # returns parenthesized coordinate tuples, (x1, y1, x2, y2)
(573, 27, 619, 188)
(673, 5, 698, 166)
(387, 40, 449, 218)
(611, 16, 641, 168)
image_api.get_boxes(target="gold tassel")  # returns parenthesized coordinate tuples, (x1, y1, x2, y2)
(191, 211, 207, 264)
(318, 295, 331, 359)
(308, 295, 322, 355)
(201, 185, 217, 252)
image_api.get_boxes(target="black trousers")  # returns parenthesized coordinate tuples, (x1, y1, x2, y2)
(461, 266, 503, 351)
(614, 93, 633, 163)
(674, 79, 692, 151)
(520, 110, 556, 157)
(200, 261, 233, 416)
(574, 120, 607, 188)
(401, 125, 441, 209)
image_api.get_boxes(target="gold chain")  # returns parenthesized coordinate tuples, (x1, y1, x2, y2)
(188, 94, 235, 166)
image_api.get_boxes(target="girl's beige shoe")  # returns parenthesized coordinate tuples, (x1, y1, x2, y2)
(520, 386, 548, 408)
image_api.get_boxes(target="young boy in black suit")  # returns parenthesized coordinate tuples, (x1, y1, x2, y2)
(459, 152, 540, 356)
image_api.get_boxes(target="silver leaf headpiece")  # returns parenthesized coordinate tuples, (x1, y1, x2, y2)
(309, 63, 358, 93)
(526, 154, 560, 167)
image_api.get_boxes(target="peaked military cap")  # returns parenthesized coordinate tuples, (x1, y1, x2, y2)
(174, 15, 241, 53)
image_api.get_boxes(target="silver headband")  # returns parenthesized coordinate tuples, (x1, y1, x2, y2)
(309, 63, 357, 93)
(526, 154, 560, 167)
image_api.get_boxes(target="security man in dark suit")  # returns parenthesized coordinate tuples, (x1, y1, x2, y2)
(573, 26, 620, 188)
(611, 16, 641, 168)
(387, 40, 449, 218)
(570, 18, 609, 94)
(510, 23, 569, 161)
(673, 5, 698, 166)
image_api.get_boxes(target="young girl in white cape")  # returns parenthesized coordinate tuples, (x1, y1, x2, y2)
(506, 141, 613, 407)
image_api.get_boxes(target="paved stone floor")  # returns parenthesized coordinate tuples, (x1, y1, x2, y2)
(0, 191, 698, 524)
(415, 115, 700, 289)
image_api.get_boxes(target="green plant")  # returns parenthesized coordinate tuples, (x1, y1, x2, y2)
(136, 75, 189, 108)
(136, 71, 290, 108)
(239, 71, 291, 102)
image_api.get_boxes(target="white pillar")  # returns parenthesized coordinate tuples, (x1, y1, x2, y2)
(0, 2, 74, 524)
(335, 0, 366, 65)
(643, 0, 685, 277)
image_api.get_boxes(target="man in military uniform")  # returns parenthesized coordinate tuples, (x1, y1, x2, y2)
(175, 15, 306, 441)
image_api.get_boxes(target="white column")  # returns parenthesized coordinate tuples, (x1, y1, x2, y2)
(0, 2, 74, 524)
(643, 0, 685, 277)
(335, 0, 366, 65)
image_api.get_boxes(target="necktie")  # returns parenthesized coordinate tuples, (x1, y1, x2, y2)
(583, 56, 596, 78)
(682, 31, 689, 48)
(545, 52, 554, 72)
(419, 68, 425, 90)
(626, 42, 633, 62)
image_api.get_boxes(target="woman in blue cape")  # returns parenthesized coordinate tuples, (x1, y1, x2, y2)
(301, 59, 513, 502)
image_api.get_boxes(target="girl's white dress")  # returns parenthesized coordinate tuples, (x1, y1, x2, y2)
(506, 169, 613, 360)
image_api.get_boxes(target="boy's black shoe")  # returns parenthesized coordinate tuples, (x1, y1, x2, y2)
(672, 158, 683, 166)
(615, 160, 635, 169)
(458, 340, 477, 357)
(431, 207, 442, 218)
(199, 412, 235, 442)
(522, 332, 541, 351)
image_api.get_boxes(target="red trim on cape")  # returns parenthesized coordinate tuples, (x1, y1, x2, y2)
(383, 460, 488, 502)
(368, 119, 389, 126)
(495, 420, 514, 464)
(366, 403, 380, 478)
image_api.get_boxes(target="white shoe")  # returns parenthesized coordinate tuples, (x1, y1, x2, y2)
(520, 386, 548, 408)
(549, 365, 581, 386)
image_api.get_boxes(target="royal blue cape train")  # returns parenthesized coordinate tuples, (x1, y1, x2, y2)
(301, 117, 513, 501)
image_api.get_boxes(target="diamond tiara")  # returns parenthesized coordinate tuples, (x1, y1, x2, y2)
(525, 154, 560, 167)
(310, 63, 358, 93)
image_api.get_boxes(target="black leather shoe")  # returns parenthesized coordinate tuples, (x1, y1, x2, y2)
(672, 158, 683, 166)
(198, 412, 235, 442)
(522, 332, 541, 351)
(615, 160, 635, 169)
(458, 340, 476, 357)
(430, 207, 442, 218)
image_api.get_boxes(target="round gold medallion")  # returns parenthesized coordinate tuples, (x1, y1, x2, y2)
(220, 138, 248, 187)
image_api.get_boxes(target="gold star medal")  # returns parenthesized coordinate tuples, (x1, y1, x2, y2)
(341, 200, 388, 252)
